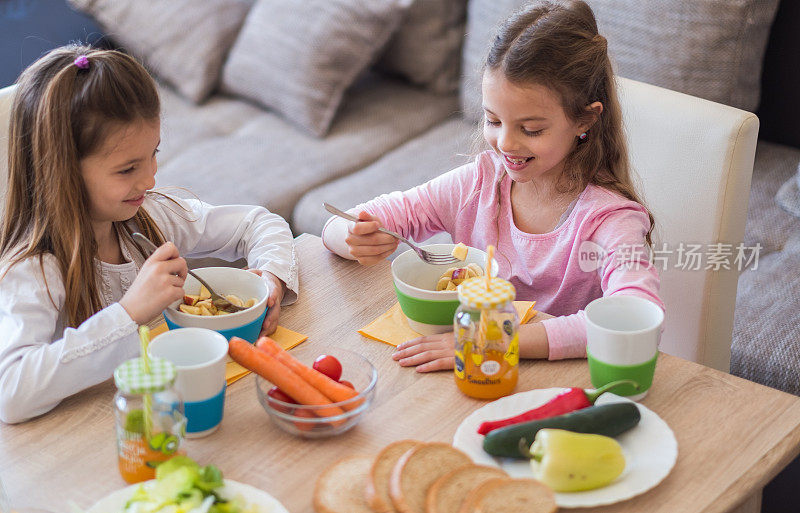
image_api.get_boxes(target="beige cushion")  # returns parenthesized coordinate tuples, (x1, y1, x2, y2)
(460, 0, 779, 122)
(377, 0, 468, 94)
(221, 0, 412, 137)
(68, 0, 252, 103)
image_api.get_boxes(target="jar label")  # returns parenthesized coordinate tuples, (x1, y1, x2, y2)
(504, 334, 520, 367)
(480, 360, 501, 376)
(454, 350, 466, 380)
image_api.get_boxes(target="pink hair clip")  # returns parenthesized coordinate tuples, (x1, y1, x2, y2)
(73, 55, 90, 70)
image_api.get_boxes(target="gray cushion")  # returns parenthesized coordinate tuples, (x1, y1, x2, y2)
(68, 0, 252, 103)
(731, 234, 800, 395)
(743, 141, 800, 258)
(293, 117, 474, 235)
(732, 140, 800, 395)
(221, 0, 411, 137)
(377, 0, 468, 94)
(157, 84, 265, 166)
(776, 165, 800, 218)
(156, 75, 459, 222)
(460, 0, 779, 123)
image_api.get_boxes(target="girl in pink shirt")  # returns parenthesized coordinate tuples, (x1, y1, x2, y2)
(322, 0, 663, 370)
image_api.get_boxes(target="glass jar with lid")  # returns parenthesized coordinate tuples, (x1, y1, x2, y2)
(454, 276, 519, 399)
(113, 356, 186, 483)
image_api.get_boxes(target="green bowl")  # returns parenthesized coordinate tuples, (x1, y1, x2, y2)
(391, 244, 497, 335)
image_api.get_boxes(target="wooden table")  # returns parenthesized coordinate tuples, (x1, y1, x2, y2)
(2, 233, 799, 513)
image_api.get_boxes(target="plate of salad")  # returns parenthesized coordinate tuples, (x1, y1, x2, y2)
(452, 388, 678, 508)
(86, 457, 288, 513)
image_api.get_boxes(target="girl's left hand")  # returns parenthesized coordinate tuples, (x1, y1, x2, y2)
(246, 269, 286, 336)
(392, 332, 455, 372)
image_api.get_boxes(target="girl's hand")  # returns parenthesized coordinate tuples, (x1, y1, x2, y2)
(247, 269, 286, 336)
(120, 242, 187, 324)
(345, 211, 399, 265)
(392, 332, 455, 372)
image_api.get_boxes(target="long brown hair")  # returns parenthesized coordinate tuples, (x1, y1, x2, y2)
(1, 44, 166, 327)
(485, 0, 654, 246)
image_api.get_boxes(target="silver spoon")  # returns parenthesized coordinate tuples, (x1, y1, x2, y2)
(131, 232, 247, 313)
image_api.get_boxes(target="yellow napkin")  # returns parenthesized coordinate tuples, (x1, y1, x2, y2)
(150, 322, 308, 386)
(358, 301, 538, 348)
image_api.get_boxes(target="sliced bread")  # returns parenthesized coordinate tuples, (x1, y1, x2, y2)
(314, 456, 375, 513)
(365, 439, 421, 513)
(458, 477, 557, 513)
(388, 442, 473, 513)
(426, 465, 508, 513)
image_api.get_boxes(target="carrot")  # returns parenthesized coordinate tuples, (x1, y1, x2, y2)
(228, 338, 345, 419)
(254, 336, 359, 406)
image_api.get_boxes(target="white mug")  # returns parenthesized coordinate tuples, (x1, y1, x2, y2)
(585, 295, 664, 401)
(148, 328, 228, 437)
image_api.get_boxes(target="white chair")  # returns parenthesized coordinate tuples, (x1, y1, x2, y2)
(0, 85, 15, 206)
(617, 77, 758, 372)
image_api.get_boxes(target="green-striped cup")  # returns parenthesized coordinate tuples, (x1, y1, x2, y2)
(392, 244, 498, 335)
(585, 295, 664, 401)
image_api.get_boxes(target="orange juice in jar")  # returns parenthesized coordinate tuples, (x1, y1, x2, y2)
(454, 277, 519, 399)
(113, 357, 186, 483)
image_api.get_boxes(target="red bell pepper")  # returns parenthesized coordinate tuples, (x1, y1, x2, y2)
(476, 380, 639, 435)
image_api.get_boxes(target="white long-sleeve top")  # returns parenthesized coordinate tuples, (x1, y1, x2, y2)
(0, 195, 298, 424)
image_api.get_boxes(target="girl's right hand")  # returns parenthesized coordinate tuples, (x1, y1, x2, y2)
(344, 211, 399, 265)
(120, 242, 188, 324)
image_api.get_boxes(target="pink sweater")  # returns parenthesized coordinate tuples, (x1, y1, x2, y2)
(324, 151, 663, 359)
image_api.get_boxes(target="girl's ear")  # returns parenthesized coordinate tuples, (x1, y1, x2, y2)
(578, 101, 604, 134)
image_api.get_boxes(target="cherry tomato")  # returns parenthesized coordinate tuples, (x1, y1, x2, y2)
(292, 408, 316, 432)
(339, 380, 355, 390)
(313, 354, 343, 382)
(267, 386, 296, 413)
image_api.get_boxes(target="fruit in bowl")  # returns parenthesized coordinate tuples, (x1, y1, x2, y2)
(392, 244, 498, 335)
(436, 263, 484, 291)
(249, 344, 378, 439)
(179, 285, 258, 316)
(163, 267, 269, 342)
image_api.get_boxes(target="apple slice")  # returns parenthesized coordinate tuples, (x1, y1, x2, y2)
(451, 242, 468, 261)
(183, 294, 200, 306)
(179, 304, 202, 315)
(199, 285, 211, 300)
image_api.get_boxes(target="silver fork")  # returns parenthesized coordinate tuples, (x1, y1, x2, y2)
(131, 232, 247, 313)
(323, 202, 459, 265)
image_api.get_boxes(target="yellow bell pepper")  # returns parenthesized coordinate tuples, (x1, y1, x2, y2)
(528, 429, 625, 492)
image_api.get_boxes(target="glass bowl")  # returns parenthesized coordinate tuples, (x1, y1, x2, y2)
(255, 346, 377, 438)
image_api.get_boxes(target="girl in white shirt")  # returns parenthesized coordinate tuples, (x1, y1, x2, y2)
(0, 45, 298, 423)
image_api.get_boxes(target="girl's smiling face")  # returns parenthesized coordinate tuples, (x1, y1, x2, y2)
(482, 68, 592, 184)
(80, 118, 160, 225)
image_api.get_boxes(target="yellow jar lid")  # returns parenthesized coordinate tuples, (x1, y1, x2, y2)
(458, 277, 515, 309)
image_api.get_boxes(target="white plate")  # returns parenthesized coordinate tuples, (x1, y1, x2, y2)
(86, 479, 289, 513)
(452, 388, 678, 508)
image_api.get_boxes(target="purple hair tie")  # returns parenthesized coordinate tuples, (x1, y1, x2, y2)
(73, 55, 90, 70)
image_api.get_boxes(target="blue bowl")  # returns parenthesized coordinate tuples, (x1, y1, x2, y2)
(164, 308, 267, 343)
(163, 267, 270, 343)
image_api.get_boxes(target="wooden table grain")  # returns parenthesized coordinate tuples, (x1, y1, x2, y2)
(1, 233, 799, 513)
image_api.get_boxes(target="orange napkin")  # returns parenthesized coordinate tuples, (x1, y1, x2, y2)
(151, 322, 308, 386)
(358, 301, 538, 347)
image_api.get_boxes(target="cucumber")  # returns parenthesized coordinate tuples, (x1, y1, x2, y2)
(482, 402, 641, 459)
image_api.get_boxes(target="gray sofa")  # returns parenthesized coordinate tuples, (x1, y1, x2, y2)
(69, 0, 799, 396)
